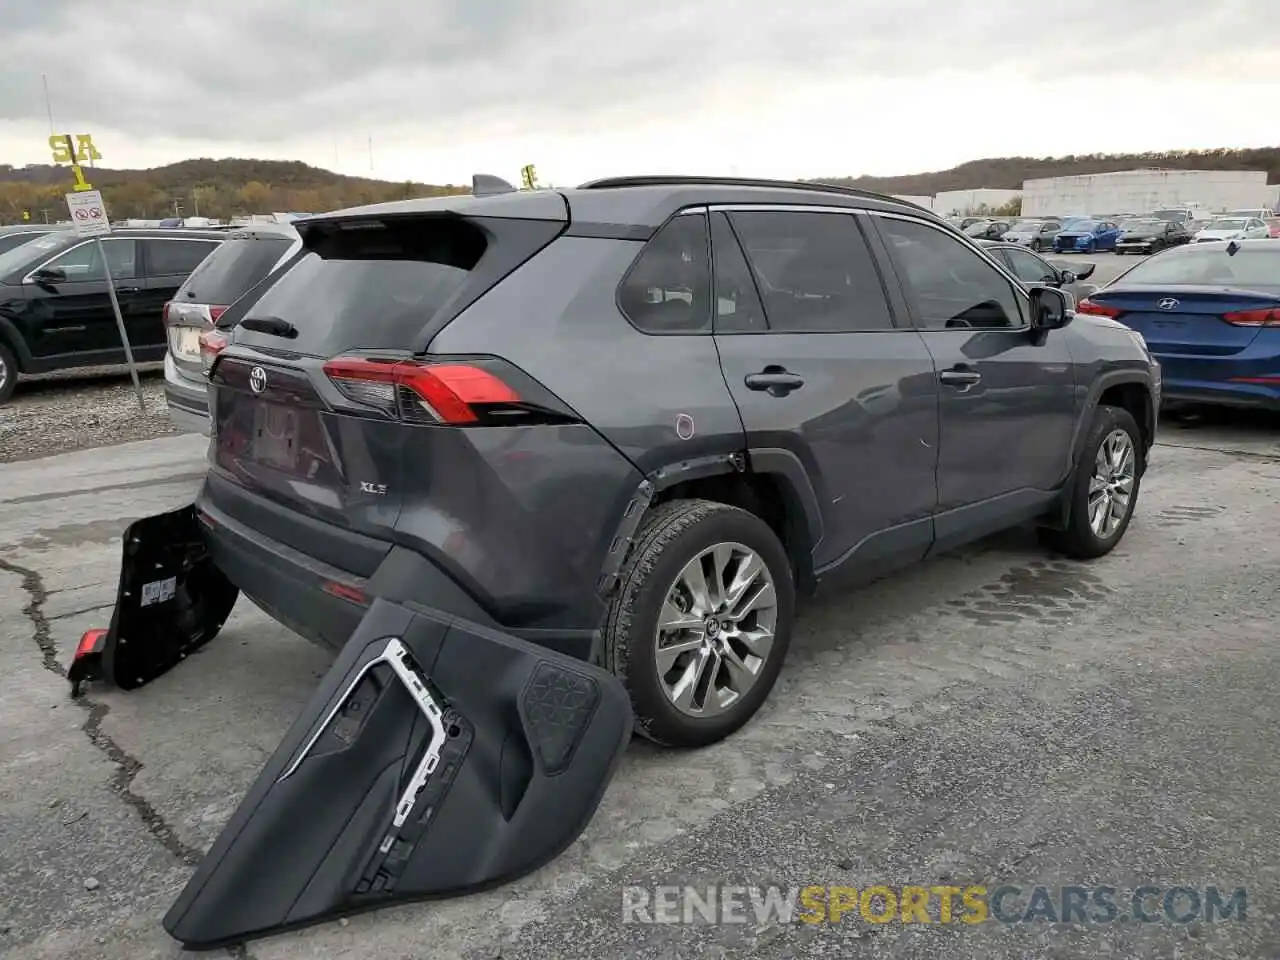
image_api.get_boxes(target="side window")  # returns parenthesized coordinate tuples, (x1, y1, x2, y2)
(145, 238, 218, 276)
(727, 210, 895, 333)
(45, 238, 138, 281)
(618, 212, 711, 334)
(876, 217, 1024, 330)
(1042, 221, 1060, 233)
(1005, 249, 1057, 285)
(710, 213, 767, 333)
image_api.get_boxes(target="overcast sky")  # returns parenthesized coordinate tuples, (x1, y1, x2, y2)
(1, 0, 1277, 186)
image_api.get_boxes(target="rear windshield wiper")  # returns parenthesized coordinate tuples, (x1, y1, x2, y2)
(240, 315, 299, 339)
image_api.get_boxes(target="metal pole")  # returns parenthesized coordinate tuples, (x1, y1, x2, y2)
(42, 73, 55, 133)
(96, 237, 145, 412)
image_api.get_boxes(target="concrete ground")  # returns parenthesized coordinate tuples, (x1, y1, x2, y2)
(3, 397, 1278, 957)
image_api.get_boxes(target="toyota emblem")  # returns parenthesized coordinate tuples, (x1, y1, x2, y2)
(248, 366, 267, 393)
(1157, 298, 1179, 311)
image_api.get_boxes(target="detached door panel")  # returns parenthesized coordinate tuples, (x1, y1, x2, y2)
(710, 209, 938, 573)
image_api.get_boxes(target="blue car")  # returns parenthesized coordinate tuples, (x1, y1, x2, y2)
(1077, 239, 1280, 411)
(1053, 219, 1122, 253)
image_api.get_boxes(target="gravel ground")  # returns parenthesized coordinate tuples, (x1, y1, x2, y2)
(0, 364, 180, 463)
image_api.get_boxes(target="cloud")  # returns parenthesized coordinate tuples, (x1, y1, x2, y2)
(2, 0, 1277, 146)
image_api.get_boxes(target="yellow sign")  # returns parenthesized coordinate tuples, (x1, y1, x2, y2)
(48, 134, 102, 165)
(520, 164, 538, 190)
(21, 210, 30, 222)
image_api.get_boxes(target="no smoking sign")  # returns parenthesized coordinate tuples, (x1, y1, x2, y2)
(65, 189, 110, 237)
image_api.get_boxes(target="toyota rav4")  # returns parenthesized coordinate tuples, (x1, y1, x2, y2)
(179, 175, 1160, 748)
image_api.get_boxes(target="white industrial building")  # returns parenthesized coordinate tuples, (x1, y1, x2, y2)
(891, 194, 934, 210)
(1021, 169, 1276, 217)
(931, 188, 1021, 216)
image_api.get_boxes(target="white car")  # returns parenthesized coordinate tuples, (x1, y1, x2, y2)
(1193, 217, 1271, 243)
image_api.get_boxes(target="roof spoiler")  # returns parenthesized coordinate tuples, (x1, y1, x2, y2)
(472, 174, 517, 197)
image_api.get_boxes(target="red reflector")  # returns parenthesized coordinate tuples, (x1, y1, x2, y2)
(322, 581, 368, 605)
(208, 305, 228, 322)
(198, 329, 228, 374)
(321, 357, 521, 424)
(1229, 375, 1280, 384)
(1223, 308, 1280, 327)
(75, 628, 108, 659)
(1076, 298, 1121, 318)
(162, 301, 173, 326)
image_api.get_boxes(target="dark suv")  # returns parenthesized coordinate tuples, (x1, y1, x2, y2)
(198, 176, 1159, 748)
(0, 227, 224, 403)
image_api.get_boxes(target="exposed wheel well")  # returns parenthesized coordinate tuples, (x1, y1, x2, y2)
(651, 471, 816, 593)
(1098, 382, 1154, 458)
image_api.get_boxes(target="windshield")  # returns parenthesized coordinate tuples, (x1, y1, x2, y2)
(1114, 245, 1280, 290)
(0, 231, 72, 278)
(1205, 218, 1248, 230)
(1120, 219, 1162, 231)
(1065, 221, 1097, 232)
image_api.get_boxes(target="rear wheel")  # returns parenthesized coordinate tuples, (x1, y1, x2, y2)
(0, 340, 16, 405)
(1030, 239, 1042, 252)
(1040, 405, 1142, 560)
(603, 499, 795, 747)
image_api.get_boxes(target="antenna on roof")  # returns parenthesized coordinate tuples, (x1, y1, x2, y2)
(472, 174, 516, 197)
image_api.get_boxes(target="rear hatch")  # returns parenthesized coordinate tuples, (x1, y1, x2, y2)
(165, 230, 298, 379)
(1082, 285, 1278, 358)
(206, 208, 567, 570)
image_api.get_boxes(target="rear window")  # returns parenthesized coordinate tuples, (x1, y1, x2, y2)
(236, 217, 487, 356)
(1115, 245, 1280, 290)
(178, 234, 295, 305)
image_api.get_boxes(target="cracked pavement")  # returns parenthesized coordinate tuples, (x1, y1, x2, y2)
(1, 412, 1278, 960)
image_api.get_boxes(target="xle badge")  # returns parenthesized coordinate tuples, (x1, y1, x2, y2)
(360, 482, 388, 495)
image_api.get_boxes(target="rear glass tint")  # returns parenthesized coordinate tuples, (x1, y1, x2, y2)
(177, 235, 294, 305)
(235, 217, 488, 356)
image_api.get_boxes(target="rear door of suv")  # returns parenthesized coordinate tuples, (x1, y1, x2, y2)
(710, 206, 940, 576)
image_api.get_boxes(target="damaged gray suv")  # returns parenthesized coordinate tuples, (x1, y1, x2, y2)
(70, 175, 1160, 948)
(186, 174, 1159, 748)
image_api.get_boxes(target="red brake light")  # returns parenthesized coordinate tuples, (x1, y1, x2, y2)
(198, 328, 229, 374)
(322, 357, 521, 424)
(162, 301, 173, 326)
(1222, 308, 1280, 327)
(1076, 298, 1121, 318)
(208, 305, 228, 322)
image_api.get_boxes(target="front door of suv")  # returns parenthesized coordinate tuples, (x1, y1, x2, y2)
(710, 207, 939, 576)
(866, 214, 1077, 550)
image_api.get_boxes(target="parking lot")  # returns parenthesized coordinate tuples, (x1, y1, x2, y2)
(2, 250, 1278, 960)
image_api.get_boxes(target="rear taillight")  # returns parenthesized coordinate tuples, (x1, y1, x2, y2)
(1076, 299, 1121, 318)
(198, 329, 229, 374)
(1223, 308, 1280, 327)
(162, 301, 173, 326)
(208, 305, 228, 322)
(322, 356, 522, 425)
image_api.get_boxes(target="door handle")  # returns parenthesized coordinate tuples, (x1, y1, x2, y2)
(939, 366, 982, 388)
(114, 286, 140, 294)
(744, 366, 804, 397)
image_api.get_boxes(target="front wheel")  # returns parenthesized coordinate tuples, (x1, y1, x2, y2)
(603, 499, 795, 747)
(1086, 239, 1097, 254)
(1030, 239, 1042, 252)
(1040, 405, 1143, 560)
(0, 340, 16, 405)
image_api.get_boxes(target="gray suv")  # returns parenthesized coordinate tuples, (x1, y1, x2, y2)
(196, 175, 1159, 748)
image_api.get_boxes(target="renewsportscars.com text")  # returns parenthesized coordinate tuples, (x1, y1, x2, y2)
(622, 884, 1247, 926)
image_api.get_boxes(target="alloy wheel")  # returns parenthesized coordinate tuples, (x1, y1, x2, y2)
(0, 355, 8, 395)
(653, 541, 778, 718)
(1088, 429, 1136, 538)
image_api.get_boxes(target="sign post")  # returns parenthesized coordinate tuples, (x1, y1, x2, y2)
(55, 134, 145, 412)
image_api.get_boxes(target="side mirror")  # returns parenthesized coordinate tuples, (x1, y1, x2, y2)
(1058, 270, 1077, 285)
(1029, 286, 1072, 330)
(30, 267, 67, 284)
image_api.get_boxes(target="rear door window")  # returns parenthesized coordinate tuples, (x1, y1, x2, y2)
(0, 232, 48, 255)
(178, 234, 295, 305)
(144, 238, 220, 277)
(236, 216, 490, 356)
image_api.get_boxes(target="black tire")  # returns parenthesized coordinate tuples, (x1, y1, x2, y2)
(602, 498, 795, 748)
(0, 340, 16, 405)
(1040, 405, 1143, 560)
(1030, 239, 1042, 252)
